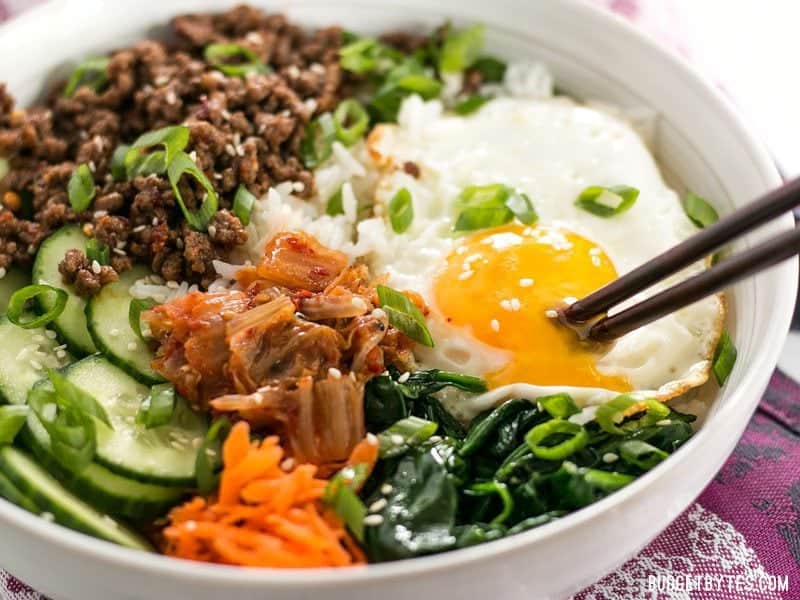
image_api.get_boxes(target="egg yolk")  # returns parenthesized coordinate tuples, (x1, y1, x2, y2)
(434, 224, 632, 391)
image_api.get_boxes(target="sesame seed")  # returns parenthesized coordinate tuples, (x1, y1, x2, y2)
(351, 297, 368, 311)
(45, 330, 57, 339)
(29, 359, 42, 370)
(458, 270, 474, 281)
(0, 267, 6, 279)
(152, 217, 159, 226)
(656, 419, 672, 426)
(310, 63, 326, 75)
(112, 248, 126, 256)
(56, 350, 67, 360)
(390, 434, 405, 446)
(328, 367, 342, 380)
(380, 483, 393, 495)
(93, 210, 107, 219)
(245, 31, 263, 44)
(369, 498, 388, 513)
(280, 458, 296, 471)
(293, 181, 305, 193)
(87, 160, 96, 173)
(510, 298, 521, 311)
(519, 278, 534, 287)
(428, 436, 442, 444)
(205, 448, 217, 458)
(371, 308, 386, 320)
(545, 309, 558, 318)
(109, 329, 120, 337)
(235, 144, 245, 157)
(225, 143, 236, 157)
(40, 512, 55, 522)
(191, 437, 203, 449)
(220, 109, 232, 121)
(564, 296, 577, 305)
(366, 433, 378, 446)
(364, 514, 384, 526)
(252, 392, 264, 405)
(490, 319, 500, 332)
(133, 224, 146, 233)
(188, 150, 198, 162)
(165, 90, 177, 105)
(54, 344, 67, 352)
(127, 341, 137, 351)
(500, 299, 512, 311)
(304, 98, 318, 113)
(208, 225, 217, 237)
(286, 65, 301, 79)
(154, 75, 169, 86)
(602, 452, 619, 464)
(398, 371, 410, 383)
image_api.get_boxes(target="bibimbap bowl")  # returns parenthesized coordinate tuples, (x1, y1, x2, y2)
(0, 0, 794, 599)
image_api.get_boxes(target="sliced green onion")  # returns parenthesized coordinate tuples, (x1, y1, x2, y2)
(574, 185, 639, 218)
(619, 440, 669, 470)
(439, 24, 485, 73)
(683, 191, 719, 228)
(583, 468, 635, 492)
(110, 144, 130, 182)
(67, 164, 96, 212)
(376, 284, 434, 347)
(389, 188, 413, 234)
(86, 238, 110, 266)
(712, 330, 737, 385)
(595, 395, 670, 436)
(28, 386, 96, 473)
(323, 466, 368, 542)
(7, 284, 67, 329)
(453, 183, 535, 231)
(136, 383, 176, 429)
(472, 56, 507, 82)
(339, 38, 401, 75)
(232, 185, 256, 227)
(300, 113, 336, 168)
(396, 74, 442, 99)
(333, 99, 369, 147)
(195, 417, 232, 494)
(378, 416, 438, 458)
(125, 125, 189, 179)
(525, 419, 588, 461)
(538, 393, 581, 419)
(454, 94, 490, 115)
(48, 369, 111, 427)
(128, 298, 156, 341)
(0, 405, 29, 444)
(167, 151, 219, 231)
(326, 186, 344, 216)
(505, 191, 537, 225)
(63, 56, 110, 97)
(204, 43, 269, 77)
(466, 481, 514, 525)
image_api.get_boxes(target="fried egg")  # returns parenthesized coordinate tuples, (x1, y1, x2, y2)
(365, 95, 724, 411)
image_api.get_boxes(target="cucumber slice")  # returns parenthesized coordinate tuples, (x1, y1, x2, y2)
(0, 445, 153, 551)
(0, 469, 41, 514)
(0, 316, 71, 405)
(63, 355, 206, 486)
(22, 415, 184, 521)
(0, 266, 30, 314)
(32, 225, 97, 355)
(86, 265, 163, 384)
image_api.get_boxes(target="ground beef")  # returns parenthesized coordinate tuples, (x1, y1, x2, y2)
(58, 248, 118, 296)
(0, 4, 349, 293)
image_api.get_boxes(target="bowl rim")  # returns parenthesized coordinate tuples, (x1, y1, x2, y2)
(0, 0, 795, 589)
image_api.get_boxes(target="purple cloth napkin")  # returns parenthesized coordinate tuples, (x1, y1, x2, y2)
(1, 1, 799, 599)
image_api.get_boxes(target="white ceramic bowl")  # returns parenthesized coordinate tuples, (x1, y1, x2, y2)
(0, 1, 795, 599)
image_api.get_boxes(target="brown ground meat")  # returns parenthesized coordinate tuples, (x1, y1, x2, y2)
(0, 4, 351, 294)
(58, 248, 118, 296)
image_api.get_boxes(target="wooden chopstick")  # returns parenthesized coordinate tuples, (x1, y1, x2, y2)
(584, 226, 800, 341)
(561, 176, 800, 325)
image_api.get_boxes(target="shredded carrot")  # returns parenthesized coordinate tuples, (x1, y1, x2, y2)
(162, 422, 367, 568)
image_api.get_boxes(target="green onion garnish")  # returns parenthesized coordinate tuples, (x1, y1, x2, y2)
(7, 284, 67, 330)
(326, 186, 344, 216)
(110, 144, 130, 182)
(300, 113, 336, 168)
(67, 164, 96, 213)
(683, 191, 719, 228)
(376, 284, 434, 347)
(166, 151, 219, 231)
(339, 37, 401, 75)
(136, 383, 176, 429)
(454, 184, 537, 232)
(195, 417, 232, 494)
(85, 238, 110, 266)
(128, 298, 156, 341)
(323, 464, 369, 542)
(454, 94, 490, 115)
(525, 419, 588, 461)
(396, 74, 442, 99)
(389, 188, 414, 234)
(583, 468, 635, 492)
(125, 125, 189, 179)
(438, 24, 485, 73)
(712, 330, 737, 386)
(0, 405, 29, 445)
(574, 185, 639, 218)
(538, 393, 581, 419)
(378, 416, 438, 458)
(595, 395, 670, 436)
(63, 56, 110, 97)
(619, 440, 669, 470)
(472, 56, 507, 82)
(333, 99, 370, 147)
(232, 185, 256, 226)
(466, 481, 514, 525)
(204, 43, 270, 77)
